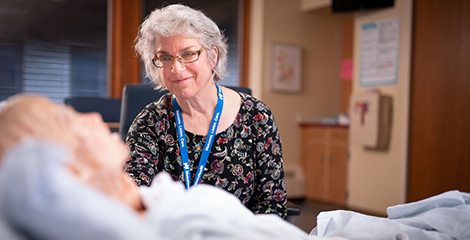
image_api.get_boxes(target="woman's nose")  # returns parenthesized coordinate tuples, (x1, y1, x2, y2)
(171, 59, 186, 73)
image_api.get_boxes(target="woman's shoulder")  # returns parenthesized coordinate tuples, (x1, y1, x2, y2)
(143, 93, 173, 112)
(135, 93, 173, 122)
(239, 93, 272, 115)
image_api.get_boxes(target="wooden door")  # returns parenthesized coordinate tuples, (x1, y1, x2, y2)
(408, 0, 470, 202)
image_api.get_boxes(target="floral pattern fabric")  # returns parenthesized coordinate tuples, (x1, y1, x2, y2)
(124, 92, 287, 218)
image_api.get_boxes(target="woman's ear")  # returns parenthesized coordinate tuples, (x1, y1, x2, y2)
(209, 46, 218, 69)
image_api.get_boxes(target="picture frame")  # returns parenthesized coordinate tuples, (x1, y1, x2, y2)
(270, 42, 302, 93)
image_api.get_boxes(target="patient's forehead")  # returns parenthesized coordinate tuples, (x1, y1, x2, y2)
(0, 96, 46, 117)
(6, 95, 53, 109)
(0, 95, 71, 162)
(27, 97, 76, 117)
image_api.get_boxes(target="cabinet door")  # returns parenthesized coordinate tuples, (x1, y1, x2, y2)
(328, 145, 348, 204)
(301, 127, 327, 201)
(327, 129, 349, 205)
(303, 144, 327, 200)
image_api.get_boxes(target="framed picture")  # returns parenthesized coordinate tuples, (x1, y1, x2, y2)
(270, 42, 302, 93)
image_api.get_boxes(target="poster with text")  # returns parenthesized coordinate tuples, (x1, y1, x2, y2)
(360, 17, 400, 86)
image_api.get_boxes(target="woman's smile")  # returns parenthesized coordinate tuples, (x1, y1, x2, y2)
(173, 76, 192, 83)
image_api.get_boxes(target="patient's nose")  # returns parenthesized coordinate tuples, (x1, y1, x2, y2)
(83, 112, 106, 128)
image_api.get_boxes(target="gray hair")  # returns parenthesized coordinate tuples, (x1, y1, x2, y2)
(135, 4, 229, 89)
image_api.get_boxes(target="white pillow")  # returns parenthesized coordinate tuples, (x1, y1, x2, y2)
(0, 216, 27, 240)
(0, 138, 153, 240)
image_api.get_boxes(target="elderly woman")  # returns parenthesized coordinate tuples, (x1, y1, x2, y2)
(0, 95, 144, 214)
(126, 4, 287, 218)
(0, 95, 149, 239)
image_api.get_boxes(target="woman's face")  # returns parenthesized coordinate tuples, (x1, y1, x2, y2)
(155, 35, 217, 99)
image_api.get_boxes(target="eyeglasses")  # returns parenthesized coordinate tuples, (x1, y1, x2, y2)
(152, 47, 205, 68)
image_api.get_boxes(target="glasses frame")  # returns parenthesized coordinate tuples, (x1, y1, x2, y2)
(152, 47, 206, 68)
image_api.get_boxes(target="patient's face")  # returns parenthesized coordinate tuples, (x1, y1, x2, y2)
(1, 96, 142, 212)
(67, 107, 146, 210)
(65, 106, 129, 173)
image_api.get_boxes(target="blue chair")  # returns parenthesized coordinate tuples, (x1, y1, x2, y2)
(118, 84, 169, 141)
(118, 83, 300, 223)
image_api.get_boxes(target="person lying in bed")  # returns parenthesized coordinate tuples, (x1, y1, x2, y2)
(0, 94, 328, 240)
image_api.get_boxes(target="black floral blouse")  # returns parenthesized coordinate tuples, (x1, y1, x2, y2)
(124, 92, 287, 218)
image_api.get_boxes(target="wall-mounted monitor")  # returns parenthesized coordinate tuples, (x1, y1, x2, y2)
(332, 0, 395, 13)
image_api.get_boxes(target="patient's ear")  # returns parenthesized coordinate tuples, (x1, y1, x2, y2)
(66, 148, 101, 185)
(66, 160, 93, 184)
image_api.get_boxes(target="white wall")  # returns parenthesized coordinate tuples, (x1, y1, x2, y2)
(249, 0, 413, 214)
(250, 0, 344, 171)
(300, 0, 330, 11)
(248, 0, 265, 99)
(347, 0, 412, 214)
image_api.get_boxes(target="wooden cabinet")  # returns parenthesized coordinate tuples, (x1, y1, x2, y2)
(301, 125, 348, 205)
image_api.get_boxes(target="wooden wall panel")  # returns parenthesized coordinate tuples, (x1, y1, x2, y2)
(340, 17, 353, 114)
(408, 0, 470, 202)
(240, 0, 251, 88)
(108, 0, 142, 99)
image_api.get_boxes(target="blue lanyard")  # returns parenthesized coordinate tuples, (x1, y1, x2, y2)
(172, 84, 224, 189)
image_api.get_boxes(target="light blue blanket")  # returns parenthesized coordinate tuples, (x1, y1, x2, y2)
(313, 190, 470, 239)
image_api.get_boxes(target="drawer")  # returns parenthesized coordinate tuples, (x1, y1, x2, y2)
(330, 128, 348, 142)
(302, 127, 327, 141)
